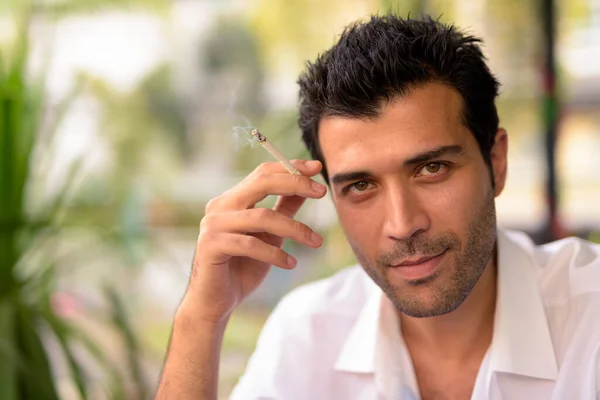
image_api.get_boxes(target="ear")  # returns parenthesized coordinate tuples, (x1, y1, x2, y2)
(491, 128, 508, 197)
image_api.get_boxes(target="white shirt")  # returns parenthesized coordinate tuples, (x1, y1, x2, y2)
(230, 229, 600, 399)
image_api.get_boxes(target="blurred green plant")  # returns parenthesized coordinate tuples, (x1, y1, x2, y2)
(0, 0, 169, 16)
(104, 285, 149, 400)
(0, 12, 86, 399)
(0, 2, 168, 399)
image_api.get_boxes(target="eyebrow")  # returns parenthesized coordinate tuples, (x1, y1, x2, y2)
(403, 144, 466, 166)
(330, 145, 466, 186)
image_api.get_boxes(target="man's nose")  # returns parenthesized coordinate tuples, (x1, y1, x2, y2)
(382, 185, 431, 241)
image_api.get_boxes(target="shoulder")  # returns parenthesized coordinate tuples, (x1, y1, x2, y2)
(229, 266, 375, 399)
(501, 229, 600, 303)
(500, 230, 600, 386)
(535, 233, 600, 304)
(272, 264, 376, 321)
(255, 265, 376, 347)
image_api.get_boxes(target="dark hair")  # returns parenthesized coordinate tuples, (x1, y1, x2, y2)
(297, 15, 500, 184)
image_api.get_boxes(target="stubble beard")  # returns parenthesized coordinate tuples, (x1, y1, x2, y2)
(351, 189, 497, 318)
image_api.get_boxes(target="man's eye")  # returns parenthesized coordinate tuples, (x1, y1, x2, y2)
(352, 181, 370, 191)
(343, 181, 373, 194)
(419, 162, 446, 176)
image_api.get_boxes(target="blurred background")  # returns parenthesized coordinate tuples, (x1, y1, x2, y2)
(1, 0, 599, 398)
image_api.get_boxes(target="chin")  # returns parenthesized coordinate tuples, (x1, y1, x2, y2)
(387, 278, 469, 318)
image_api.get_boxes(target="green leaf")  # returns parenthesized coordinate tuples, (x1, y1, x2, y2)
(0, 10, 36, 288)
(39, 300, 128, 400)
(43, 157, 84, 225)
(0, 299, 18, 400)
(75, 329, 127, 399)
(41, 307, 88, 400)
(19, 261, 55, 307)
(15, 303, 60, 400)
(105, 285, 148, 400)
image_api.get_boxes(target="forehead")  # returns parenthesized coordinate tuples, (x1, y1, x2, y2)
(318, 83, 471, 173)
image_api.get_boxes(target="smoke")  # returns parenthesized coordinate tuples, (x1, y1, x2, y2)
(228, 80, 257, 151)
(232, 125, 257, 151)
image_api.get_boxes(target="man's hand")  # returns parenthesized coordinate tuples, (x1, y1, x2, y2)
(155, 159, 327, 399)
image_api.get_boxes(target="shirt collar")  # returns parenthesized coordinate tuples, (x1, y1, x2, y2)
(489, 228, 558, 381)
(333, 228, 558, 383)
(333, 281, 416, 397)
(333, 277, 380, 373)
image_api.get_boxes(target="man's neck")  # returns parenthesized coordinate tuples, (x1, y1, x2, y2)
(399, 255, 497, 363)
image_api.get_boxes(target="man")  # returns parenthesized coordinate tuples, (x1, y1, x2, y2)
(155, 15, 600, 400)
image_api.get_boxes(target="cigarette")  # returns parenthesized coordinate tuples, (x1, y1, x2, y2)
(251, 129, 299, 174)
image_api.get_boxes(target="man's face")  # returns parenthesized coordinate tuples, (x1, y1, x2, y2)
(319, 83, 507, 318)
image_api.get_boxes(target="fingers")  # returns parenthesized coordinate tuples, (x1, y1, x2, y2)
(206, 160, 327, 213)
(200, 208, 323, 249)
(253, 159, 322, 177)
(201, 232, 297, 270)
(273, 193, 307, 218)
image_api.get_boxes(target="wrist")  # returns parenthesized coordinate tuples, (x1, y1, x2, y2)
(174, 302, 230, 336)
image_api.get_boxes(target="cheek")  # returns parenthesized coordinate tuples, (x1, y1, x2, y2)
(423, 169, 489, 230)
(336, 204, 382, 255)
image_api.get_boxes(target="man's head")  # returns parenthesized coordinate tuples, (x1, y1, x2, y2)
(297, 15, 508, 317)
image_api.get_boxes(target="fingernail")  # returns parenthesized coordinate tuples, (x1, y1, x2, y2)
(287, 255, 297, 268)
(306, 160, 320, 168)
(311, 232, 323, 247)
(311, 180, 326, 192)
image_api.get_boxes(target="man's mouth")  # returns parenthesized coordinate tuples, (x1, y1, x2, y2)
(388, 249, 448, 281)
(392, 251, 445, 267)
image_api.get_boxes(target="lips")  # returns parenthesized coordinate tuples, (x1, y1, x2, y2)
(392, 252, 444, 267)
(388, 249, 448, 281)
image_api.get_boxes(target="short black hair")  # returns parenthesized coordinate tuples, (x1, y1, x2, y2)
(297, 15, 500, 184)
